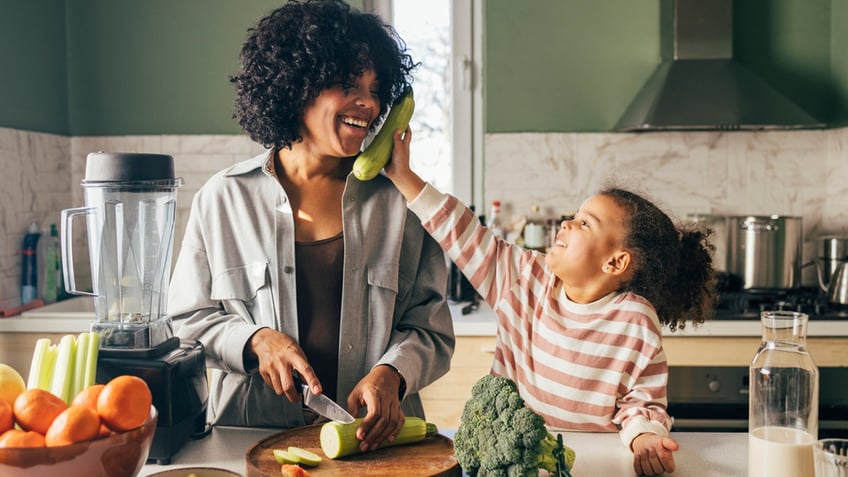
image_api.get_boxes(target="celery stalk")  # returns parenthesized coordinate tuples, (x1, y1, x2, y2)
(50, 334, 77, 403)
(83, 332, 100, 389)
(72, 332, 90, 399)
(26, 338, 53, 389)
(39, 344, 58, 391)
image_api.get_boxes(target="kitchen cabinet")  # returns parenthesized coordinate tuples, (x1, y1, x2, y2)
(421, 334, 848, 430)
(420, 336, 494, 430)
(663, 336, 848, 367)
(0, 332, 69, 380)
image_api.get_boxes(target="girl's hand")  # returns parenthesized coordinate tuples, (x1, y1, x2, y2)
(383, 126, 426, 201)
(632, 433, 679, 475)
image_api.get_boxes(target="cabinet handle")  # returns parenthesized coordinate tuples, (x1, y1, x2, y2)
(480, 346, 496, 354)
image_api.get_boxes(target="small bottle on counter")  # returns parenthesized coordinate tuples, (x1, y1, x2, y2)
(42, 224, 62, 304)
(21, 222, 41, 305)
(523, 205, 546, 251)
(488, 200, 505, 240)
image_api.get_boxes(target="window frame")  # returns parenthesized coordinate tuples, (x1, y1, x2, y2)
(364, 0, 484, 207)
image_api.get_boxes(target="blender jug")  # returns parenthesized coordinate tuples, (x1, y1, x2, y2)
(61, 152, 184, 350)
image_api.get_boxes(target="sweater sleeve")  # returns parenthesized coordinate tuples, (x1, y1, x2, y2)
(407, 183, 538, 310)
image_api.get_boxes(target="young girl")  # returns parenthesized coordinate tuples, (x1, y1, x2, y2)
(384, 129, 716, 476)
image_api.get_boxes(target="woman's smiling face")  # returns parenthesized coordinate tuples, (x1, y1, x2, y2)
(300, 69, 381, 158)
(544, 193, 630, 286)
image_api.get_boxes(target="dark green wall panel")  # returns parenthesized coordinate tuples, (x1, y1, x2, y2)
(65, 0, 282, 135)
(0, 0, 844, 135)
(0, 0, 68, 134)
(485, 0, 835, 132)
(484, 0, 660, 133)
(832, 0, 848, 127)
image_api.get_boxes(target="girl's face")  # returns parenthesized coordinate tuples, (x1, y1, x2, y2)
(545, 193, 631, 286)
(299, 69, 381, 159)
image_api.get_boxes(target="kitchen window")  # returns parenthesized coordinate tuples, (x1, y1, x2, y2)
(365, 0, 484, 207)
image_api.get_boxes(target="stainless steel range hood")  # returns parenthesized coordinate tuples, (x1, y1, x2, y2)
(614, 0, 825, 132)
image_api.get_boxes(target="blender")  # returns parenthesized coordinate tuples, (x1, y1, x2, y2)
(61, 152, 208, 464)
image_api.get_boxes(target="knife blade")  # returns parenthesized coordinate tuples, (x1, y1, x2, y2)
(300, 382, 356, 424)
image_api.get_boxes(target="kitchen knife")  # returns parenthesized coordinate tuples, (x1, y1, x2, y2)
(300, 382, 356, 424)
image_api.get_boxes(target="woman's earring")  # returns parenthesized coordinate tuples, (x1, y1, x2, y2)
(603, 265, 610, 272)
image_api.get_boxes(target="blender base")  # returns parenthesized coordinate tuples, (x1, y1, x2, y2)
(96, 339, 208, 464)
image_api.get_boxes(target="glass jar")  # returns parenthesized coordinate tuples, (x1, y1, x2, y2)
(748, 310, 819, 477)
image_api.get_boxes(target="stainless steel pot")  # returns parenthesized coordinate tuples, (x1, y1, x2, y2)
(725, 215, 802, 290)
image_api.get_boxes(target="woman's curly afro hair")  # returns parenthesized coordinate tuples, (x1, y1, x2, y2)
(230, 0, 417, 149)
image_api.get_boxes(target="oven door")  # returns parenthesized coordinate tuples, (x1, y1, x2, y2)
(667, 366, 848, 437)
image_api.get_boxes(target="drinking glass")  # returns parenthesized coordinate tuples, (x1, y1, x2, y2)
(815, 439, 848, 477)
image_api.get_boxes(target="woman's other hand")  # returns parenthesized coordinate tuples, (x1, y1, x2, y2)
(247, 328, 321, 403)
(347, 365, 405, 452)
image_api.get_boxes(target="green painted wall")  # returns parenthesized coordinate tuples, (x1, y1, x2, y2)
(484, 0, 660, 133)
(832, 0, 848, 127)
(0, 0, 843, 135)
(484, 0, 835, 132)
(65, 0, 282, 136)
(0, 0, 68, 135)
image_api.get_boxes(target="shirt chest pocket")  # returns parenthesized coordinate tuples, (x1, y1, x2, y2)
(367, 263, 412, 320)
(211, 262, 275, 325)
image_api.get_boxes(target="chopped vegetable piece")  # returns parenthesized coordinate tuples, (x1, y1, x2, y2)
(286, 446, 322, 466)
(280, 464, 310, 477)
(273, 448, 300, 465)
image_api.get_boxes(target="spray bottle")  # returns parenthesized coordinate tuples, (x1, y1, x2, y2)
(21, 222, 41, 304)
(42, 224, 61, 304)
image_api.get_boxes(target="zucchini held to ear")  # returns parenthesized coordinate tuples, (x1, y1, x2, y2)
(352, 86, 415, 181)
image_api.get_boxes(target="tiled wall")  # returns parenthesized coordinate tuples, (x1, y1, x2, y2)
(484, 128, 848, 282)
(1, 126, 846, 309)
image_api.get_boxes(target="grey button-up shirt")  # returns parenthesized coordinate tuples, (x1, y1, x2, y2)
(168, 150, 454, 428)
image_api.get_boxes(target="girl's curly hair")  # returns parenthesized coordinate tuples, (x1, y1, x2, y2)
(602, 188, 718, 331)
(230, 0, 417, 149)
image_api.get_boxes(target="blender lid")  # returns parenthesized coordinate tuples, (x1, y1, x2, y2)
(83, 152, 182, 184)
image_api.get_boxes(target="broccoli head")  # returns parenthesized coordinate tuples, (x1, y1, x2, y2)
(453, 374, 576, 477)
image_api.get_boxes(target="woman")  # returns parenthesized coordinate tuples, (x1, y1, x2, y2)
(168, 0, 454, 453)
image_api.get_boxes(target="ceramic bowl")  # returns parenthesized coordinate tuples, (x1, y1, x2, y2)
(146, 467, 242, 477)
(0, 405, 157, 477)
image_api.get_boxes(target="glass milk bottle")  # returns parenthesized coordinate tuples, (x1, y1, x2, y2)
(748, 310, 819, 477)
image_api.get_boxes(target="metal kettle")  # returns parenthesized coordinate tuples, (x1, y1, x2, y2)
(814, 236, 848, 306)
(821, 262, 848, 306)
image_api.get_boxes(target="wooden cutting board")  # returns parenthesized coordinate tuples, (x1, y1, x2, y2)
(245, 424, 461, 477)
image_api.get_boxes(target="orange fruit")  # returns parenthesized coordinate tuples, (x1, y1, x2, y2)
(13, 388, 68, 434)
(97, 375, 152, 432)
(71, 384, 105, 411)
(0, 429, 46, 448)
(0, 363, 26, 408)
(44, 405, 101, 447)
(97, 423, 112, 438)
(0, 400, 13, 434)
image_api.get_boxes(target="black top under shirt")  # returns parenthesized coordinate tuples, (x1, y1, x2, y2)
(294, 232, 344, 401)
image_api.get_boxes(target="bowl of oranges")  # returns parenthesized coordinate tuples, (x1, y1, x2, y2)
(0, 365, 157, 477)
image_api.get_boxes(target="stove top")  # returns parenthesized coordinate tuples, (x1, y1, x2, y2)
(713, 286, 848, 321)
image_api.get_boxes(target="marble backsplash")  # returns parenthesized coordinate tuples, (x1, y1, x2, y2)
(1, 126, 846, 309)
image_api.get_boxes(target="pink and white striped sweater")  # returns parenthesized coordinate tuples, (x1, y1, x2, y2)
(408, 184, 673, 446)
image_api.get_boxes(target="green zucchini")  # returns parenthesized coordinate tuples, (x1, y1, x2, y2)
(352, 87, 415, 181)
(319, 416, 437, 459)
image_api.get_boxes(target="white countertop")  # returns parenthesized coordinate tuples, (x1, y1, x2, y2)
(450, 300, 848, 338)
(138, 425, 749, 477)
(3, 296, 848, 338)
